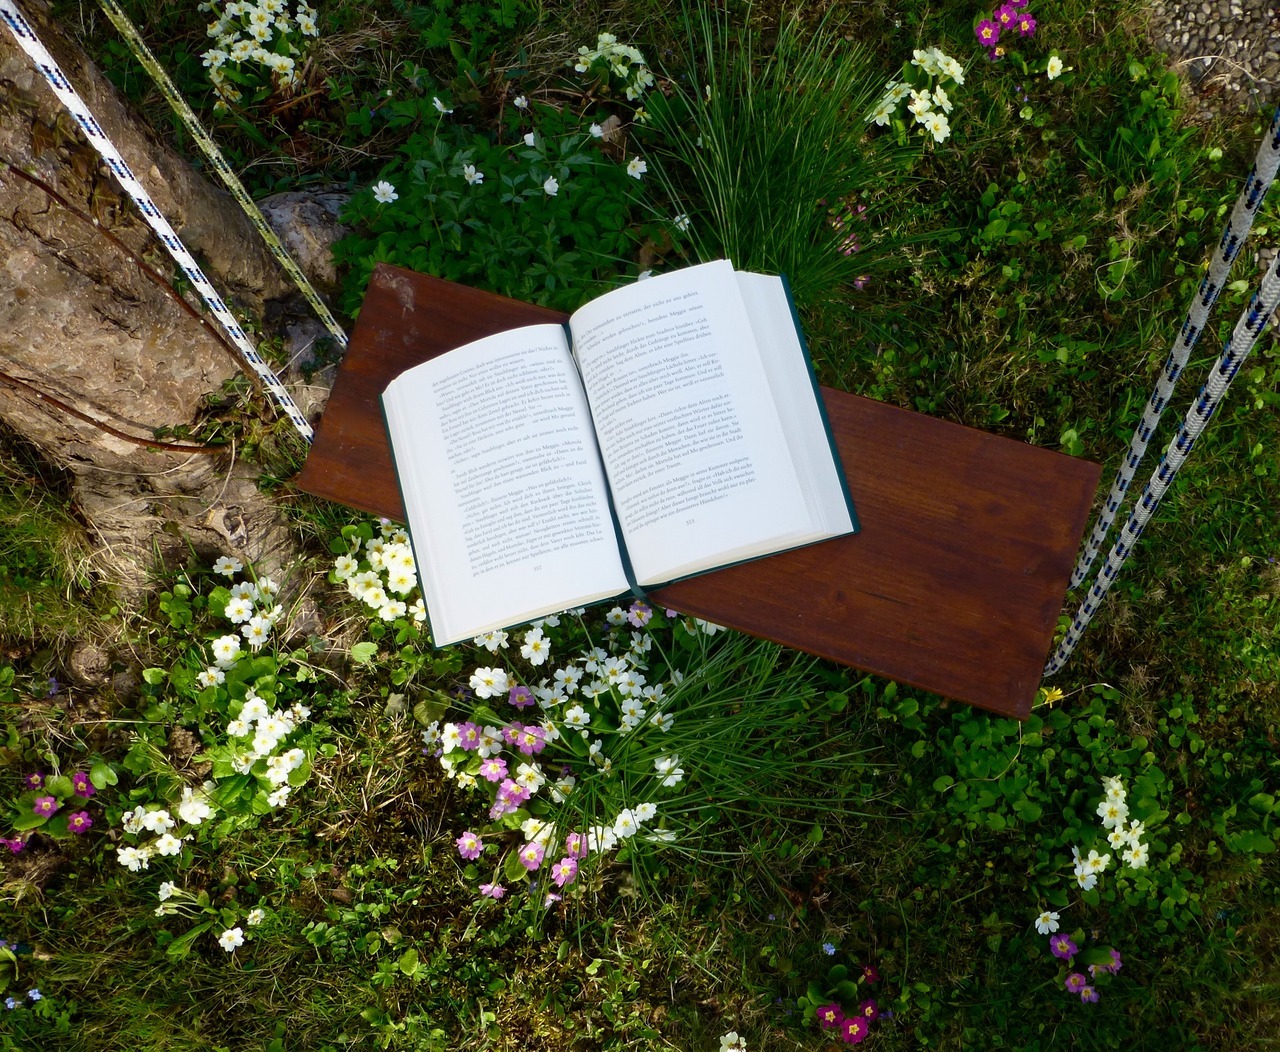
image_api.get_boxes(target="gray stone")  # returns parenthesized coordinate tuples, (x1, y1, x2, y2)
(67, 642, 111, 687)
(257, 190, 351, 299)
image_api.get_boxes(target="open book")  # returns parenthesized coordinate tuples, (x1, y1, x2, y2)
(381, 259, 858, 645)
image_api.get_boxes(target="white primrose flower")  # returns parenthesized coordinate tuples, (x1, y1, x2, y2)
(229, 581, 258, 602)
(605, 607, 627, 627)
(116, 845, 150, 872)
(476, 725, 503, 758)
(240, 694, 269, 723)
(521, 628, 551, 666)
(655, 754, 684, 787)
(141, 809, 175, 834)
(587, 824, 617, 853)
(474, 630, 509, 652)
(153, 833, 184, 857)
(246, 908, 266, 926)
(543, 175, 559, 196)
(523, 132, 537, 147)
(1033, 910, 1060, 935)
(196, 668, 225, 689)
(267, 786, 291, 807)
(177, 787, 214, 826)
(371, 180, 398, 204)
(440, 722, 463, 752)
(613, 809, 639, 838)
(211, 634, 242, 668)
(515, 762, 546, 793)
(1097, 798, 1129, 829)
(563, 705, 590, 731)
(462, 163, 484, 186)
(218, 927, 245, 952)
(212, 555, 243, 577)
(1122, 841, 1150, 868)
(469, 667, 509, 699)
(550, 775, 576, 803)
(634, 801, 657, 823)
(121, 806, 147, 834)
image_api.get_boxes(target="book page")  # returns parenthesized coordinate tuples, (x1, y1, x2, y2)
(737, 273, 855, 536)
(382, 325, 628, 643)
(569, 261, 812, 584)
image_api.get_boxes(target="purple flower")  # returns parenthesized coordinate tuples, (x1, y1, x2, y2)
(817, 1003, 844, 1029)
(994, 3, 1018, 26)
(0, 837, 25, 854)
(975, 19, 1001, 45)
(1016, 13, 1037, 35)
(498, 779, 531, 807)
(1090, 948, 1123, 976)
(516, 726, 545, 756)
(24, 773, 44, 791)
(627, 601, 653, 628)
(564, 831, 588, 859)
(1081, 985, 1100, 1003)
(31, 796, 59, 818)
(861, 963, 881, 983)
(1065, 972, 1088, 994)
(455, 831, 483, 860)
(478, 757, 508, 783)
(456, 722, 481, 751)
(517, 840, 545, 871)
(841, 1016, 869, 1044)
(71, 772, 95, 798)
(822, 941, 837, 955)
(479, 883, 505, 900)
(1049, 934, 1078, 961)
(67, 811, 93, 835)
(502, 724, 523, 745)
(507, 686, 534, 709)
(550, 857, 578, 887)
(858, 999, 880, 1022)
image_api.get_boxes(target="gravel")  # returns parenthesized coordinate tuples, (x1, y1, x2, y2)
(1143, 0, 1280, 121)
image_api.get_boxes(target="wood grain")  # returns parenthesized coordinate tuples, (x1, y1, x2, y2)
(296, 263, 1101, 718)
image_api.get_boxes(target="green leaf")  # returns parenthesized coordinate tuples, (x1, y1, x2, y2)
(142, 667, 167, 686)
(503, 849, 528, 883)
(44, 774, 74, 800)
(90, 761, 118, 790)
(165, 921, 214, 960)
(350, 641, 378, 665)
(11, 810, 48, 831)
(398, 948, 419, 975)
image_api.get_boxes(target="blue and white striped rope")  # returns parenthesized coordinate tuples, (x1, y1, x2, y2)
(1044, 252, 1280, 677)
(0, 0, 314, 442)
(1069, 104, 1280, 589)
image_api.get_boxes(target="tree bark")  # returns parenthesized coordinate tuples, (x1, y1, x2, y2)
(0, 0, 311, 591)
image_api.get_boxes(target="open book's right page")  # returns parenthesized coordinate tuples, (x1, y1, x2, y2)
(570, 260, 850, 586)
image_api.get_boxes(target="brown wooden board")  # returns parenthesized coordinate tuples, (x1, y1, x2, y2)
(296, 263, 1101, 719)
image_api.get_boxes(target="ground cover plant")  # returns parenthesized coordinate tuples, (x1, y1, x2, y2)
(4, 0, 1279, 1048)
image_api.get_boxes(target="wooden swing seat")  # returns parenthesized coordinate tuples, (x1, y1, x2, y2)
(295, 264, 1101, 719)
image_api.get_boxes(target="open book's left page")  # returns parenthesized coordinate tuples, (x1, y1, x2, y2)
(381, 324, 629, 645)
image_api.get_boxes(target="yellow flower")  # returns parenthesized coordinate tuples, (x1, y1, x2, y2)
(1040, 686, 1065, 708)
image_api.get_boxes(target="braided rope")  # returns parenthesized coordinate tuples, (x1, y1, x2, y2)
(93, 0, 349, 349)
(1070, 105, 1280, 588)
(1044, 253, 1280, 676)
(0, 0, 313, 441)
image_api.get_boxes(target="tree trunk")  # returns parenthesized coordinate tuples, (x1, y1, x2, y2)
(0, 0, 313, 591)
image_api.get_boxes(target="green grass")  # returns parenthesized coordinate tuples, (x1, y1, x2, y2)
(5, 0, 1280, 1048)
